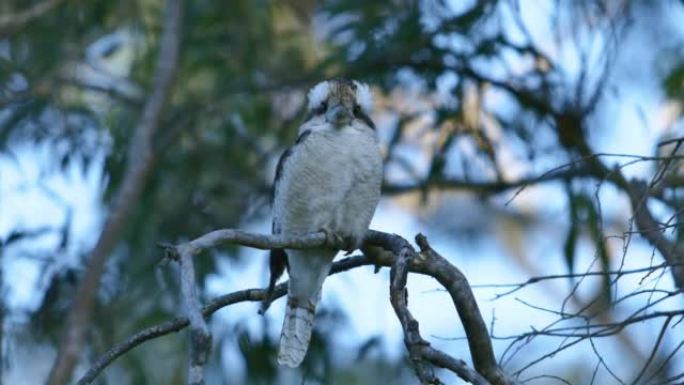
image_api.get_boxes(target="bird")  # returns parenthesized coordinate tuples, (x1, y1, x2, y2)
(264, 78, 383, 368)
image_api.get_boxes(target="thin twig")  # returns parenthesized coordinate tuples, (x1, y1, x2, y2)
(629, 316, 672, 385)
(75, 256, 370, 385)
(471, 263, 684, 299)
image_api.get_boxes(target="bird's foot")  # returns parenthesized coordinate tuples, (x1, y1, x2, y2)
(319, 228, 360, 254)
(320, 227, 345, 248)
(341, 234, 363, 255)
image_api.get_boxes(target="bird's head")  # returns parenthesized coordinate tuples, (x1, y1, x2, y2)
(306, 78, 375, 129)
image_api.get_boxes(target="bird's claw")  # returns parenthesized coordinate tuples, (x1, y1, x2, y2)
(319, 228, 359, 253)
(320, 228, 345, 248)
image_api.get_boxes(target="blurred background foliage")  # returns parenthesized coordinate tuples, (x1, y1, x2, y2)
(1, 0, 684, 384)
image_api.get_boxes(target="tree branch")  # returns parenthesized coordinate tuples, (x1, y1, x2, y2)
(387, 234, 443, 384)
(46, 1, 183, 384)
(76, 229, 517, 385)
(412, 234, 517, 385)
(177, 246, 211, 385)
(162, 228, 332, 252)
(75, 256, 369, 385)
(383, 232, 491, 385)
(624, 180, 684, 289)
(385, 151, 684, 292)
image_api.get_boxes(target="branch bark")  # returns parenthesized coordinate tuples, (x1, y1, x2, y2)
(624, 180, 684, 289)
(45, 1, 183, 384)
(413, 234, 514, 385)
(76, 229, 517, 385)
(365, 231, 517, 385)
(75, 256, 369, 385)
(177, 245, 211, 385)
(387, 235, 441, 384)
(383, 232, 491, 385)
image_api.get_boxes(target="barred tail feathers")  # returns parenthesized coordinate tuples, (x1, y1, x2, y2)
(277, 249, 334, 367)
(278, 298, 317, 367)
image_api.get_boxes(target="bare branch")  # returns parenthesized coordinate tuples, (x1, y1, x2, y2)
(410, 234, 517, 385)
(644, 339, 684, 384)
(164, 228, 332, 252)
(387, 234, 443, 384)
(46, 1, 183, 383)
(658, 136, 684, 148)
(625, 180, 684, 289)
(629, 316, 672, 385)
(384, 232, 491, 385)
(471, 262, 684, 299)
(178, 246, 212, 385)
(420, 347, 489, 385)
(385, 149, 684, 292)
(75, 256, 368, 385)
(76, 229, 518, 385)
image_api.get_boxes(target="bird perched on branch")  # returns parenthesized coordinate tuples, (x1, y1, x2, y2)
(263, 78, 383, 368)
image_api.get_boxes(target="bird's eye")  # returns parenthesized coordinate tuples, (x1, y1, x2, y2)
(353, 104, 361, 115)
(317, 101, 328, 114)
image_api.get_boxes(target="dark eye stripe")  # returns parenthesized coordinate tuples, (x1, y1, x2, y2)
(315, 101, 327, 115)
(303, 100, 328, 122)
(353, 105, 375, 129)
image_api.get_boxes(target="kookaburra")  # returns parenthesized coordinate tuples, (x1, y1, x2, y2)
(265, 78, 383, 368)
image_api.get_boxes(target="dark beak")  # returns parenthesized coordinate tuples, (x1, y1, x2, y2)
(325, 104, 353, 126)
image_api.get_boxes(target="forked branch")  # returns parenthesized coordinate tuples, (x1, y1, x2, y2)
(76, 229, 518, 385)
